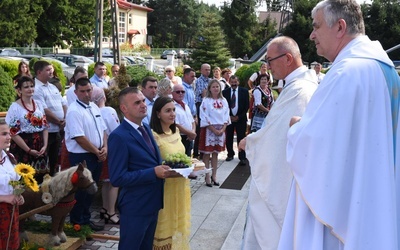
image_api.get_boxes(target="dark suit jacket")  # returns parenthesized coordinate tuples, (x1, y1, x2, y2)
(108, 120, 164, 215)
(222, 86, 249, 122)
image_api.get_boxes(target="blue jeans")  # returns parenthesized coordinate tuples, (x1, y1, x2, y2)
(68, 152, 102, 225)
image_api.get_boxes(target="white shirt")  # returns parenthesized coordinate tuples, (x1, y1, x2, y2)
(0, 151, 20, 195)
(199, 97, 231, 127)
(33, 78, 67, 133)
(100, 106, 120, 135)
(174, 100, 194, 134)
(65, 100, 106, 153)
(66, 85, 77, 106)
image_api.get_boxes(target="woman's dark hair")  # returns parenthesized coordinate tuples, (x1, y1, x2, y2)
(14, 76, 35, 100)
(150, 96, 176, 134)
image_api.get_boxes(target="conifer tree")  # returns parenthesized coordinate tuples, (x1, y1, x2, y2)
(188, 12, 231, 71)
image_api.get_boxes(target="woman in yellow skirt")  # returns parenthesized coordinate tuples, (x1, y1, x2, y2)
(150, 96, 191, 250)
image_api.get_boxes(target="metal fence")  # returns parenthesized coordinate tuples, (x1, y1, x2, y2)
(3, 47, 188, 58)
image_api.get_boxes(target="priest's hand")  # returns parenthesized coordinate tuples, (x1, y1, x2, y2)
(289, 116, 301, 127)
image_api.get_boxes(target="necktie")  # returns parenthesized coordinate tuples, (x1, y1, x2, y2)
(231, 89, 236, 109)
(138, 126, 155, 154)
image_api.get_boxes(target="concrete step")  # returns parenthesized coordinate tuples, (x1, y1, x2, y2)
(221, 196, 248, 250)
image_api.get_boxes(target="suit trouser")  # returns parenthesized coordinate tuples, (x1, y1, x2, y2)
(193, 102, 202, 157)
(181, 135, 193, 157)
(226, 119, 247, 160)
(119, 211, 158, 250)
(68, 152, 102, 225)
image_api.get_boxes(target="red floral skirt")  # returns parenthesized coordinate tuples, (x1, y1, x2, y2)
(198, 125, 226, 154)
(0, 203, 20, 250)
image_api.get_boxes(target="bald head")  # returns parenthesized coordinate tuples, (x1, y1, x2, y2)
(266, 36, 304, 80)
(200, 63, 211, 77)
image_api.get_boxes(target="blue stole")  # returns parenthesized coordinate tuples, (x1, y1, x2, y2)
(378, 61, 400, 165)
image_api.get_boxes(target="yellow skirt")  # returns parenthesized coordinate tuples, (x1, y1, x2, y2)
(153, 177, 191, 250)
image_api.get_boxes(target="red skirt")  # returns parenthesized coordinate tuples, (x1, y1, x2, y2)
(0, 203, 20, 250)
(198, 125, 226, 154)
(60, 139, 71, 171)
(100, 158, 110, 181)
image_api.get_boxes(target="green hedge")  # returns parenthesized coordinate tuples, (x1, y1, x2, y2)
(234, 61, 263, 88)
(0, 58, 19, 79)
(126, 65, 161, 87)
(0, 65, 16, 112)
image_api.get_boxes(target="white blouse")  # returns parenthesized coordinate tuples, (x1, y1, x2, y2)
(199, 97, 231, 128)
(0, 151, 20, 195)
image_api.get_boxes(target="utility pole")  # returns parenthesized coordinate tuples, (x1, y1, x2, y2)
(94, 0, 120, 64)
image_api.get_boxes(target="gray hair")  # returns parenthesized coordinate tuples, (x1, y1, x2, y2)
(267, 36, 301, 59)
(312, 0, 365, 35)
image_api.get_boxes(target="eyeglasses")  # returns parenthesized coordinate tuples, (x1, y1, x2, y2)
(174, 90, 185, 94)
(112, 70, 119, 73)
(165, 70, 172, 73)
(265, 53, 287, 64)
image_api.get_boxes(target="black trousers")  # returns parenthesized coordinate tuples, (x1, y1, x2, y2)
(193, 102, 202, 157)
(180, 135, 193, 157)
(225, 119, 247, 160)
(47, 131, 61, 176)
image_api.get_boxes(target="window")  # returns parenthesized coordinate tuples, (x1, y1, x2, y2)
(119, 12, 126, 43)
(129, 14, 132, 25)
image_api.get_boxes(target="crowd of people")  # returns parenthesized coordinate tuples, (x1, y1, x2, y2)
(2, 0, 400, 249)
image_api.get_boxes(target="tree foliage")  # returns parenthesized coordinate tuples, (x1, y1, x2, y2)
(221, 0, 259, 58)
(363, 0, 400, 59)
(188, 12, 231, 71)
(281, 0, 321, 64)
(146, 0, 200, 48)
(0, 0, 44, 47)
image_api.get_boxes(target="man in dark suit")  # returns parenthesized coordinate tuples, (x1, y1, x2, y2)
(222, 75, 249, 165)
(108, 87, 171, 250)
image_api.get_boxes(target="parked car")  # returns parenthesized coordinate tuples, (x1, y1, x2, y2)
(44, 53, 94, 67)
(0, 48, 21, 56)
(160, 50, 177, 59)
(124, 56, 146, 66)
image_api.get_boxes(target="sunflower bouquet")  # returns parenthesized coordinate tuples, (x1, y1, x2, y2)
(9, 163, 39, 195)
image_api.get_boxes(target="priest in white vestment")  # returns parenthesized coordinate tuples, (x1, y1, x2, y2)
(278, 0, 400, 249)
(240, 36, 318, 250)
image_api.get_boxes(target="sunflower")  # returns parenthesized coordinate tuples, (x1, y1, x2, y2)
(23, 175, 39, 192)
(15, 163, 36, 177)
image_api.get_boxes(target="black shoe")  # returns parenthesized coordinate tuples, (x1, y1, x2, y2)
(188, 175, 198, 180)
(206, 183, 213, 187)
(86, 235, 93, 241)
(211, 176, 220, 186)
(239, 159, 247, 165)
(89, 221, 104, 231)
(226, 157, 233, 161)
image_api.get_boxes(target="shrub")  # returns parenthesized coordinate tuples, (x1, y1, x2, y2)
(126, 65, 161, 87)
(0, 58, 19, 79)
(0, 65, 16, 112)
